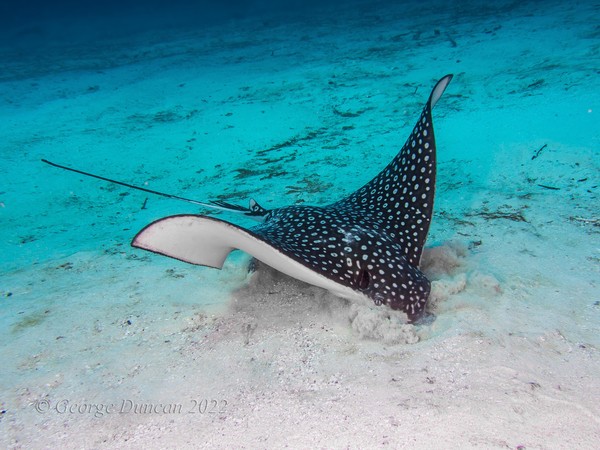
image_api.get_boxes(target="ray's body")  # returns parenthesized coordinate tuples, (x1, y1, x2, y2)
(44, 74, 453, 321)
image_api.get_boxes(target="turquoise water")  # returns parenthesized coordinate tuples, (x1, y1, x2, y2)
(1, 0, 599, 448)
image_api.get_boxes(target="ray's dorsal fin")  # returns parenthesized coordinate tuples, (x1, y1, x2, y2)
(41, 159, 268, 220)
(330, 74, 452, 267)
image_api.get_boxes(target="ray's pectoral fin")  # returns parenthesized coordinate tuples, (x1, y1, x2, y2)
(330, 74, 453, 269)
(131, 215, 357, 299)
(132, 215, 238, 268)
(132, 214, 281, 268)
(428, 74, 453, 109)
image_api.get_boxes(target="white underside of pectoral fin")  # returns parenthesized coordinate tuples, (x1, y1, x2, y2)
(131, 215, 239, 268)
(429, 74, 453, 109)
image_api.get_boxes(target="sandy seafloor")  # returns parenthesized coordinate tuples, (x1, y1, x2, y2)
(1, 0, 599, 448)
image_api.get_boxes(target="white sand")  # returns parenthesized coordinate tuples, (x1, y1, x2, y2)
(1, 0, 599, 448)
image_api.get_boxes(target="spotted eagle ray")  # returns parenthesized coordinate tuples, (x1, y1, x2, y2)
(43, 74, 453, 321)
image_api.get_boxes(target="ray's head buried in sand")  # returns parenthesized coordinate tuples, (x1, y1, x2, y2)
(43, 74, 454, 322)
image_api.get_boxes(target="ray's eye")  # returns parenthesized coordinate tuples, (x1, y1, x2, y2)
(357, 269, 370, 290)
